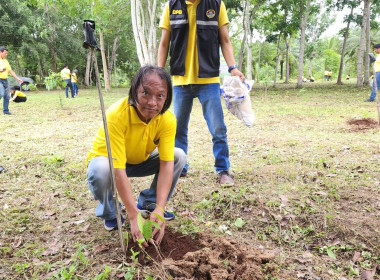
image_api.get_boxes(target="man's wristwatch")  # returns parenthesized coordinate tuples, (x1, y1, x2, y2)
(228, 65, 238, 73)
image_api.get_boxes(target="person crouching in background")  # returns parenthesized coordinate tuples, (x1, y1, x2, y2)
(10, 86, 27, 103)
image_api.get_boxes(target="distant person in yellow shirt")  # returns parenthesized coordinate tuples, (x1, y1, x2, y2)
(158, 0, 244, 186)
(10, 86, 27, 102)
(324, 70, 329, 81)
(366, 43, 380, 102)
(0, 46, 24, 115)
(60, 64, 74, 98)
(71, 69, 78, 96)
(86, 65, 186, 246)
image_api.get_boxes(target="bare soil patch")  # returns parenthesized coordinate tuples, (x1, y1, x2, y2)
(347, 118, 379, 131)
(125, 228, 275, 279)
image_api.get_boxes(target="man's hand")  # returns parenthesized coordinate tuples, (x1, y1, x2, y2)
(230, 68, 245, 83)
(17, 78, 23, 84)
(129, 215, 149, 248)
(150, 208, 166, 245)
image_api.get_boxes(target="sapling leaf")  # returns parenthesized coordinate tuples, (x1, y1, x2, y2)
(143, 219, 153, 241)
(152, 221, 161, 230)
(152, 212, 164, 222)
(137, 212, 144, 233)
(327, 248, 336, 259)
(234, 218, 244, 228)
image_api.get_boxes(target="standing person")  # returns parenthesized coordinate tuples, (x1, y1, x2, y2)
(60, 64, 74, 98)
(0, 46, 24, 115)
(86, 65, 186, 246)
(158, 0, 245, 186)
(365, 44, 380, 102)
(324, 70, 329, 81)
(71, 69, 79, 96)
(328, 71, 332, 81)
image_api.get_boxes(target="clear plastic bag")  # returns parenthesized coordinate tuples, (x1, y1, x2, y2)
(221, 76, 255, 128)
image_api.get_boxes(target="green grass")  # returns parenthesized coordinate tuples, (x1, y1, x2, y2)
(0, 83, 379, 279)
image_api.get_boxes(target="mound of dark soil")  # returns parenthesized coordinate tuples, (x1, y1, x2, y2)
(126, 228, 203, 265)
(128, 228, 275, 280)
(347, 118, 379, 131)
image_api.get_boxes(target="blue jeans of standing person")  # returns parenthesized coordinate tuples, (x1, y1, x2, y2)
(0, 79, 11, 114)
(87, 148, 186, 220)
(72, 82, 78, 96)
(64, 79, 74, 98)
(369, 71, 380, 101)
(173, 83, 230, 175)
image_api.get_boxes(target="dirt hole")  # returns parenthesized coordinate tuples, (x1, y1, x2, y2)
(127, 228, 275, 280)
(347, 118, 379, 132)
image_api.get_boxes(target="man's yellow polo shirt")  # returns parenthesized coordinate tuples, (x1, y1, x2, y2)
(86, 98, 176, 169)
(0, 58, 11, 79)
(375, 54, 380, 73)
(160, 0, 229, 86)
(60, 68, 71, 80)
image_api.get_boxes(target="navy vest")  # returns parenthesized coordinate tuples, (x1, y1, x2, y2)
(169, 0, 221, 78)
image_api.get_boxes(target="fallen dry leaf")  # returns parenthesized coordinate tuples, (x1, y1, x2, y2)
(360, 265, 377, 280)
(45, 211, 56, 216)
(279, 195, 289, 206)
(280, 214, 295, 226)
(314, 191, 328, 196)
(94, 245, 109, 255)
(353, 251, 361, 263)
(14, 237, 23, 248)
(72, 220, 85, 225)
(78, 223, 90, 232)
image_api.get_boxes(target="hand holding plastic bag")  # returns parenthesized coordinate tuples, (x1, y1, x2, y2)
(221, 76, 255, 128)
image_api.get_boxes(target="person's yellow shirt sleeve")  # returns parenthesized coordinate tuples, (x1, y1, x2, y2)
(159, 1, 230, 30)
(157, 112, 176, 161)
(375, 54, 380, 73)
(159, 3, 170, 31)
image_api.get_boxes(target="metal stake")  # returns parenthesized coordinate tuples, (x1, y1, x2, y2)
(91, 48, 126, 254)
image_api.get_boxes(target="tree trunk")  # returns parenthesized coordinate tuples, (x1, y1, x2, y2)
(98, 28, 110, 91)
(131, 0, 145, 65)
(108, 35, 119, 84)
(280, 60, 284, 80)
(297, 0, 311, 88)
(285, 36, 291, 84)
(273, 33, 282, 87)
(364, 1, 371, 86)
(14, 55, 24, 76)
(85, 50, 91, 86)
(147, 0, 157, 64)
(238, 0, 250, 68)
(37, 59, 44, 83)
(136, 0, 150, 64)
(337, 7, 353, 85)
(308, 58, 313, 77)
(114, 56, 117, 87)
(247, 28, 253, 80)
(257, 43, 262, 84)
(357, 0, 370, 87)
(44, 4, 58, 72)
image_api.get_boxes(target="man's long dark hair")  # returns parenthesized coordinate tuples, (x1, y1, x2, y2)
(128, 65, 172, 114)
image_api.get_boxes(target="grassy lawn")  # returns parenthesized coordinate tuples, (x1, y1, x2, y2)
(0, 82, 379, 279)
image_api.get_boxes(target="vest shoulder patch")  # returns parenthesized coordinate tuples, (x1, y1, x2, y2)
(206, 9, 216, 19)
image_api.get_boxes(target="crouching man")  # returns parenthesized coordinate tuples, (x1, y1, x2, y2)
(86, 65, 186, 246)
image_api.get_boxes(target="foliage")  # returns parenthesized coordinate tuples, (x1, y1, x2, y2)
(324, 49, 341, 75)
(44, 71, 65, 91)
